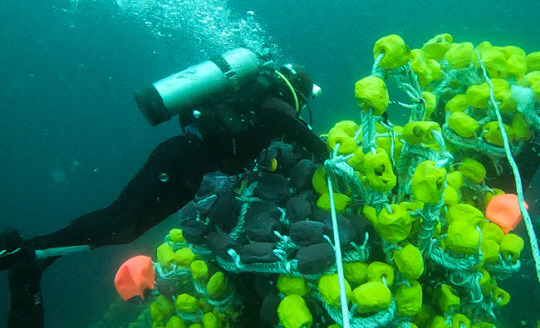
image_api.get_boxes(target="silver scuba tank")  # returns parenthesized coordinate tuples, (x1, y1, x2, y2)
(134, 48, 261, 126)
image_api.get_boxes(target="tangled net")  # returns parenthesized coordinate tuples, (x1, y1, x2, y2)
(127, 34, 540, 328)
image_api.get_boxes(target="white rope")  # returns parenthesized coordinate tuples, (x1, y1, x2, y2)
(326, 143, 351, 328)
(476, 49, 540, 283)
(371, 53, 385, 77)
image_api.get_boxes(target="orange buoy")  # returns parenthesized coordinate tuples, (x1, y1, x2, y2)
(114, 255, 155, 301)
(485, 194, 527, 234)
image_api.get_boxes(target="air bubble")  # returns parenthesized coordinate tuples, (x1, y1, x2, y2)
(159, 173, 169, 182)
(113, 0, 279, 59)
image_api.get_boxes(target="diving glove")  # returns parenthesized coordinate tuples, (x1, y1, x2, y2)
(0, 228, 25, 271)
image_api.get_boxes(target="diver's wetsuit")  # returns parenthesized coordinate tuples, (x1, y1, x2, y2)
(4, 75, 328, 328)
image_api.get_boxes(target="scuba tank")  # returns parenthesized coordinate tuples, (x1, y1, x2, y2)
(134, 48, 262, 126)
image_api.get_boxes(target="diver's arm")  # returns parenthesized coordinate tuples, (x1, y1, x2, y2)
(2, 135, 218, 328)
(258, 97, 328, 160)
(29, 135, 216, 250)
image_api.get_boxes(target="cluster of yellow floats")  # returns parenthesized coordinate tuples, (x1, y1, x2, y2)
(144, 34, 540, 328)
(148, 229, 241, 328)
(314, 33, 538, 328)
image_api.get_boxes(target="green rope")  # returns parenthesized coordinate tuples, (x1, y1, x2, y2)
(449, 268, 484, 305)
(176, 309, 203, 323)
(428, 245, 482, 271)
(378, 121, 397, 168)
(217, 249, 336, 280)
(485, 259, 521, 280)
(476, 49, 540, 284)
(442, 125, 507, 158)
(396, 143, 441, 199)
(207, 290, 239, 313)
(325, 154, 374, 206)
(229, 182, 259, 240)
(155, 262, 191, 280)
(188, 243, 213, 257)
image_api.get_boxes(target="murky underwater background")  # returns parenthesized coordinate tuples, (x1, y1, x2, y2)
(1, 0, 540, 326)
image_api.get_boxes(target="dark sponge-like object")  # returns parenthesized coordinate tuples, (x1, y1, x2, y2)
(178, 200, 198, 223)
(324, 214, 359, 247)
(290, 221, 326, 247)
(180, 220, 208, 245)
(260, 292, 281, 327)
(239, 242, 277, 264)
(207, 191, 240, 233)
(285, 197, 312, 222)
(310, 208, 330, 222)
(245, 201, 282, 222)
(252, 173, 290, 203)
(289, 159, 317, 192)
(296, 243, 335, 274)
(196, 171, 234, 199)
(206, 231, 236, 260)
(245, 204, 282, 243)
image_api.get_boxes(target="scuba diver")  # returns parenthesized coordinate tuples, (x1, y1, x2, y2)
(0, 48, 328, 328)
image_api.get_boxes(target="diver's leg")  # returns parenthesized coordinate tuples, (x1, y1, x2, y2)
(29, 135, 215, 250)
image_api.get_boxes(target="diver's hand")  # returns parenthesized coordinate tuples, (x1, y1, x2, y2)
(0, 228, 50, 327)
(0, 228, 25, 271)
(1, 229, 48, 328)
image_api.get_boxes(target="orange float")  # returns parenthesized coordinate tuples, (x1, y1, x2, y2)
(485, 194, 527, 234)
(114, 255, 155, 301)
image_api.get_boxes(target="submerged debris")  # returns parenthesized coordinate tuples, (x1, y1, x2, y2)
(129, 34, 540, 328)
